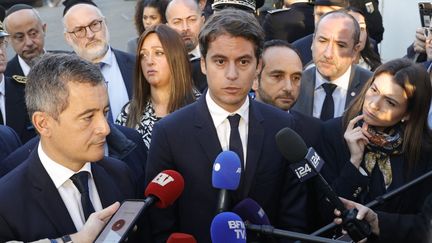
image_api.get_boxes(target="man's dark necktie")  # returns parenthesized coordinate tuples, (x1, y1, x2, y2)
(228, 114, 244, 165)
(70, 171, 95, 220)
(320, 83, 337, 121)
(98, 62, 113, 122)
(0, 108, 3, 125)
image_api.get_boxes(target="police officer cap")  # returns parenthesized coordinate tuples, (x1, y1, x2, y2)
(212, 0, 265, 12)
(313, 0, 348, 7)
(63, 0, 98, 16)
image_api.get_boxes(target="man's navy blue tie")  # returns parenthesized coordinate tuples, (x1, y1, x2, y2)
(320, 83, 337, 121)
(228, 114, 243, 166)
(70, 171, 95, 220)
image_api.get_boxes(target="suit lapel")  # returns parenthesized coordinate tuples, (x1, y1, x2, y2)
(92, 161, 122, 208)
(5, 78, 26, 132)
(294, 68, 315, 116)
(28, 150, 77, 233)
(112, 48, 134, 98)
(241, 101, 265, 198)
(345, 65, 362, 108)
(193, 97, 222, 164)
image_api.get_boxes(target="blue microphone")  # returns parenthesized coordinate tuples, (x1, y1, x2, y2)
(232, 198, 270, 225)
(210, 212, 246, 243)
(212, 151, 241, 213)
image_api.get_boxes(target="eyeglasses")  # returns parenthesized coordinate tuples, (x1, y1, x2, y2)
(0, 38, 8, 49)
(67, 19, 104, 38)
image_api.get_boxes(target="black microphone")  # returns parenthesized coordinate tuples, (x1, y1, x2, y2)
(312, 168, 432, 236)
(275, 127, 371, 242)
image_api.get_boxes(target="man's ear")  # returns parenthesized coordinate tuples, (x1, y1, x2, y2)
(200, 57, 207, 75)
(32, 111, 52, 137)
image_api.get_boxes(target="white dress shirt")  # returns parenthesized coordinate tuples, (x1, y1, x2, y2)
(206, 92, 249, 167)
(313, 66, 352, 119)
(38, 143, 103, 230)
(18, 55, 31, 76)
(0, 75, 5, 124)
(99, 47, 130, 122)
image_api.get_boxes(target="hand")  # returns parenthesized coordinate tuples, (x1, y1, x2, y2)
(414, 27, 427, 54)
(334, 197, 380, 237)
(344, 115, 370, 168)
(70, 202, 120, 243)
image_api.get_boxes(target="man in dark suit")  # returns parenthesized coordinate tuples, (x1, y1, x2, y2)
(292, 10, 372, 120)
(0, 53, 138, 242)
(63, 1, 135, 122)
(0, 125, 21, 163)
(0, 19, 36, 143)
(263, 0, 314, 44)
(3, 4, 47, 78)
(146, 9, 308, 242)
(292, 0, 348, 66)
(252, 39, 322, 147)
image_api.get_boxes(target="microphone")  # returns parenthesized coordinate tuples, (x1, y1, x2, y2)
(144, 170, 185, 209)
(232, 198, 345, 243)
(210, 212, 247, 243)
(275, 127, 371, 242)
(212, 151, 242, 214)
(166, 233, 197, 243)
(232, 198, 270, 225)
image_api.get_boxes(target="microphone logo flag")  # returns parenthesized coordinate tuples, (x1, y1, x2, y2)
(152, 172, 175, 186)
(227, 220, 246, 240)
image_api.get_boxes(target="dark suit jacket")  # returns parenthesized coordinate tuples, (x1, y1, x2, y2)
(0, 149, 137, 242)
(263, 3, 314, 43)
(315, 117, 432, 242)
(190, 57, 207, 93)
(0, 125, 21, 163)
(291, 110, 322, 148)
(4, 76, 36, 143)
(292, 34, 313, 67)
(292, 65, 372, 117)
(0, 123, 147, 192)
(112, 48, 135, 99)
(146, 96, 308, 242)
(4, 55, 24, 78)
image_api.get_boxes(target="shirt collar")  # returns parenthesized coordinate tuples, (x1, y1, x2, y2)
(315, 65, 352, 91)
(0, 75, 4, 95)
(189, 45, 201, 60)
(206, 91, 249, 127)
(99, 46, 113, 67)
(17, 55, 31, 76)
(38, 142, 93, 189)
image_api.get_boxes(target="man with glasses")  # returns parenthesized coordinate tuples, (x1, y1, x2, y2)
(63, 0, 135, 122)
(0, 11, 37, 143)
(3, 4, 47, 78)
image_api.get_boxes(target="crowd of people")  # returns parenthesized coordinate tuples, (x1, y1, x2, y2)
(0, 0, 431, 242)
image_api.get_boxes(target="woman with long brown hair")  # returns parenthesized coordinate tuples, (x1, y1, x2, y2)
(317, 58, 432, 231)
(117, 24, 199, 148)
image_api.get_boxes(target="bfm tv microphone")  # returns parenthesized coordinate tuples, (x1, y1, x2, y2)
(212, 151, 242, 214)
(275, 127, 371, 242)
(144, 170, 185, 209)
(166, 233, 197, 243)
(233, 198, 345, 243)
(211, 212, 247, 243)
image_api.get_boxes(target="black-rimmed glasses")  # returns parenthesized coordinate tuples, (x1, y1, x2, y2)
(67, 19, 104, 38)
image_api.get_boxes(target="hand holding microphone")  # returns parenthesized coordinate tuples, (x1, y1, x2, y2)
(275, 127, 371, 242)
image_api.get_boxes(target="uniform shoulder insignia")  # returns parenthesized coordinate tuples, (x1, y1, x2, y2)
(12, 75, 27, 84)
(268, 7, 291, 14)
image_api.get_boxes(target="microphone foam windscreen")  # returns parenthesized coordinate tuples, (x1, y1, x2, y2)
(211, 212, 246, 243)
(166, 233, 197, 243)
(212, 151, 242, 190)
(145, 170, 184, 208)
(232, 198, 270, 225)
(275, 127, 308, 163)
